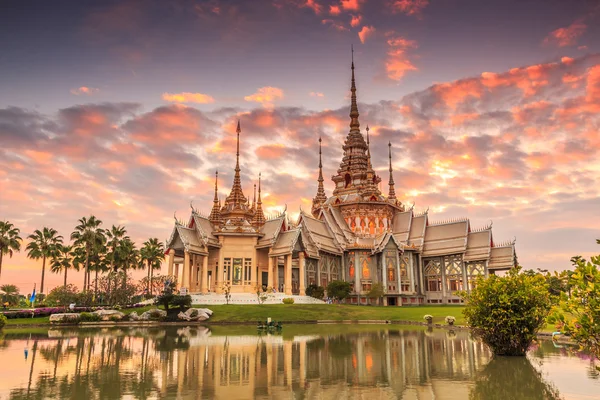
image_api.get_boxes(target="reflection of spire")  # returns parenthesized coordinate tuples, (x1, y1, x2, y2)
(312, 137, 328, 216)
(349, 45, 360, 132)
(209, 170, 222, 225)
(253, 173, 266, 227)
(388, 142, 397, 201)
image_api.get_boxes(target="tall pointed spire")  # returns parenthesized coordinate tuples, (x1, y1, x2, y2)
(312, 136, 328, 216)
(224, 120, 247, 208)
(253, 173, 266, 227)
(209, 170, 222, 225)
(349, 45, 360, 132)
(388, 142, 397, 201)
(366, 125, 372, 170)
(253, 184, 257, 211)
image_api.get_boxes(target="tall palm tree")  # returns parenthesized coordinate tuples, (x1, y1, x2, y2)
(26, 227, 63, 293)
(70, 216, 105, 291)
(119, 237, 139, 289)
(140, 238, 165, 296)
(89, 238, 108, 301)
(0, 220, 22, 281)
(106, 225, 128, 271)
(50, 244, 74, 288)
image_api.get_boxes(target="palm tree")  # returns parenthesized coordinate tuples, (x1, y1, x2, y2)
(50, 244, 74, 287)
(70, 216, 105, 291)
(106, 225, 128, 271)
(0, 220, 22, 281)
(119, 238, 139, 289)
(140, 238, 165, 296)
(0, 283, 20, 305)
(26, 227, 63, 293)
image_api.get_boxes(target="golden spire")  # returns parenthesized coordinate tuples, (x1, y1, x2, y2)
(252, 173, 266, 227)
(312, 136, 328, 216)
(224, 120, 247, 207)
(366, 125, 372, 170)
(388, 142, 397, 201)
(349, 45, 360, 132)
(209, 170, 222, 225)
(253, 183, 257, 211)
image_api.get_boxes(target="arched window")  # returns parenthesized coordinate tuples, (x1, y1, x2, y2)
(444, 255, 463, 292)
(424, 258, 442, 292)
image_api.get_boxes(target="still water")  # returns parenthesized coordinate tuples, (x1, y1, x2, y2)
(0, 325, 598, 399)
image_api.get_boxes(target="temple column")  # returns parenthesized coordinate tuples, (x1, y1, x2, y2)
(298, 252, 306, 295)
(251, 246, 257, 289)
(174, 263, 180, 289)
(396, 251, 402, 306)
(201, 254, 209, 293)
(381, 251, 388, 306)
(284, 341, 293, 386)
(182, 251, 190, 290)
(167, 249, 175, 277)
(285, 254, 292, 295)
(274, 256, 280, 292)
(354, 252, 361, 295)
(267, 249, 274, 289)
(299, 340, 306, 387)
(216, 239, 224, 293)
(191, 254, 198, 292)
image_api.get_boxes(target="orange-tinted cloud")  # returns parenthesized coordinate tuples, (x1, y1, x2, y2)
(388, 0, 429, 16)
(358, 25, 375, 44)
(244, 86, 284, 108)
(70, 86, 99, 95)
(350, 14, 362, 27)
(340, 0, 361, 11)
(309, 91, 325, 97)
(329, 5, 341, 15)
(321, 18, 348, 31)
(543, 19, 587, 47)
(385, 35, 418, 81)
(162, 92, 215, 104)
(303, 0, 322, 15)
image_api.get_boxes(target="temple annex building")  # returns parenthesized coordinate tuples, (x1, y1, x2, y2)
(165, 58, 517, 306)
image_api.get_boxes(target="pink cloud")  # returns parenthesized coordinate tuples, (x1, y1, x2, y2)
(329, 5, 341, 15)
(358, 25, 375, 44)
(384, 35, 418, 81)
(162, 92, 215, 104)
(340, 0, 361, 11)
(244, 86, 285, 108)
(350, 14, 362, 27)
(70, 86, 99, 95)
(388, 0, 429, 16)
(544, 19, 587, 47)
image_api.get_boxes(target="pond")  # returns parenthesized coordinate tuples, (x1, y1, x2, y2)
(0, 325, 598, 399)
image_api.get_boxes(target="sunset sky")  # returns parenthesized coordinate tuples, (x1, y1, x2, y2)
(1, 0, 600, 292)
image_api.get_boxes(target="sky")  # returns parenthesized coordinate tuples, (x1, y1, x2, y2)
(1, 0, 599, 293)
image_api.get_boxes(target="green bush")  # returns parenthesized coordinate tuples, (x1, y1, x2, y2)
(0, 314, 7, 329)
(460, 267, 551, 356)
(306, 284, 325, 300)
(171, 295, 192, 312)
(46, 284, 79, 307)
(282, 298, 295, 304)
(327, 280, 353, 302)
(553, 253, 600, 359)
(79, 312, 101, 322)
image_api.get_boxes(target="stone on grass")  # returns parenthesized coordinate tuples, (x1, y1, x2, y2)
(140, 309, 167, 320)
(93, 309, 125, 321)
(49, 313, 81, 324)
(129, 311, 140, 321)
(177, 308, 211, 322)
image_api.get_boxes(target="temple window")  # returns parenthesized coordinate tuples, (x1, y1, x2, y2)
(243, 258, 252, 284)
(345, 173, 351, 187)
(331, 264, 339, 281)
(400, 255, 411, 292)
(307, 260, 316, 285)
(424, 258, 442, 292)
(223, 258, 232, 282)
(368, 218, 375, 235)
(444, 255, 463, 292)
(232, 258, 243, 284)
(466, 261, 485, 290)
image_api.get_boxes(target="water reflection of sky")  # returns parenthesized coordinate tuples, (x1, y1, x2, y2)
(0, 326, 598, 399)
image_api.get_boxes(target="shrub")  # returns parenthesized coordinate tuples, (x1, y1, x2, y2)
(79, 312, 101, 322)
(553, 253, 600, 359)
(460, 267, 551, 356)
(45, 284, 79, 307)
(306, 284, 325, 300)
(282, 298, 295, 304)
(445, 316, 456, 325)
(171, 295, 192, 312)
(327, 281, 353, 302)
(0, 314, 6, 329)
(423, 314, 433, 323)
(366, 283, 385, 305)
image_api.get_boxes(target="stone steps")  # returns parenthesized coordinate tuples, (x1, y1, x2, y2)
(190, 293, 325, 305)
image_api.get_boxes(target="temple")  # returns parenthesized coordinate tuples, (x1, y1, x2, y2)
(165, 55, 517, 305)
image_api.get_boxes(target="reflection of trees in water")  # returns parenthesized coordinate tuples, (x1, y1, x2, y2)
(469, 356, 562, 400)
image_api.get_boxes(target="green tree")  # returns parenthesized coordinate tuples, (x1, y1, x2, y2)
(140, 238, 165, 296)
(554, 249, 600, 359)
(26, 227, 64, 293)
(0, 284, 20, 305)
(305, 284, 325, 300)
(0, 221, 22, 282)
(70, 216, 105, 291)
(45, 284, 79, 307)
(366, 282, 385, 305)
(326, 280, 353, 302)
(50, 244, 75, 288)
(460, 267, 551, 356)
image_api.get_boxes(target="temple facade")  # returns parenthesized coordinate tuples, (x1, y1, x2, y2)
(165, 57, 517, 305)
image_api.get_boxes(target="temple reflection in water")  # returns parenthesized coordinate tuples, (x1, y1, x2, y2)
(3, 326, 497, 399)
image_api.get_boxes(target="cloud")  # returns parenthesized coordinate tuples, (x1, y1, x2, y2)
(309, 91, 325, 97)
(350, 14, 362, 27)
(321, 18, 348, 31)
(244, 86, 284, 108)
(385, 35, 418, 81)
(543, 19, 587, 47)
(329, 5, 341, 15)
(388, 0, 429, 16)
(358, 25, 375, 44)
(162, 92, 216, 104)
(340, 0, 361, 11)
(70, 86, 99, 95)
(303, 0, 322, 14)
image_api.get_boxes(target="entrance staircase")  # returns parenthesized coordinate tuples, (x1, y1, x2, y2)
(190, 292, 325, 305)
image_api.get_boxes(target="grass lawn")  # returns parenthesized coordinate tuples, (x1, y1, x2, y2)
(192, 304, 466, 325)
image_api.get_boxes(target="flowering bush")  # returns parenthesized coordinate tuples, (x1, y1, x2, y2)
(282, 297, 295, 304)
(423, 314, 433, 323)
(445, 316, 456, 325)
